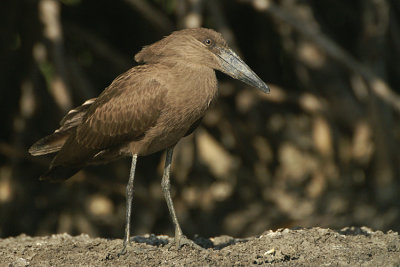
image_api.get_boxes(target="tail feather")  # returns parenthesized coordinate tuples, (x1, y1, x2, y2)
(38, 131, 96, 182)
(40, 165, 82, 182)
(58, 98, 96, 131)
(29, 98, 96, 156)
(29, 131, 70, 156)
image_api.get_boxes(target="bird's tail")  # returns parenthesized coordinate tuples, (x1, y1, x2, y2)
(29, 131, 71, 156)
(28, 98, 96, 156)
(40, 165, 82, 182)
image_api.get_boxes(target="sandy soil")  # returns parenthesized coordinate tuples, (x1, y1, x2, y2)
(1, 227, 399, 266)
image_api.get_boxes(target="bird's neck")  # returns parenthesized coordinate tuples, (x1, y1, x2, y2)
(163, 61, 218, 111)
(176, 61, 217, 93)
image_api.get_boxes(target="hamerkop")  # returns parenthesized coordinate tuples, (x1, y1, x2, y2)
(29, 28, 269, 252)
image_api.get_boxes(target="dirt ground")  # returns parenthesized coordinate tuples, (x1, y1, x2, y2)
(1, 227, 399, 266)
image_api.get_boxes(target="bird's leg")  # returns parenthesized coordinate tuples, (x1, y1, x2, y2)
(119, 153, 138, 256)
(161, 147, 199, 249)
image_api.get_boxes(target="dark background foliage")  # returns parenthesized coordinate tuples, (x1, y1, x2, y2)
(1, 0, 399, 240)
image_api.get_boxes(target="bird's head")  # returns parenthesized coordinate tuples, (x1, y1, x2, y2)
(135, 28, 269, 93)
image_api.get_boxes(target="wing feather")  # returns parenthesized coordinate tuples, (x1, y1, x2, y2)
(51, 66, 166, 168)
(79, 69, 166, 149)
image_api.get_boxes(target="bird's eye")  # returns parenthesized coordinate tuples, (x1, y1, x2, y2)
(204, 39, 213, 46)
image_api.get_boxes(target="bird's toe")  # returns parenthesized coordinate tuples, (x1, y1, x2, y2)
(172, 234, 203, 250)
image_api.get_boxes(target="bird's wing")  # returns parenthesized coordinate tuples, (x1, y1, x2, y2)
(75, 67, 167, 150)
(49, 66, 167, 171)
(28, 98, 97, 156)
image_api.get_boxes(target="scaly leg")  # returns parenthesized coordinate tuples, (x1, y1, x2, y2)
(119, 154, 138, 255)
(161, 146, 200, 249)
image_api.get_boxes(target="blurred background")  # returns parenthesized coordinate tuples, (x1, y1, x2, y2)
(1, 0, 399, 240)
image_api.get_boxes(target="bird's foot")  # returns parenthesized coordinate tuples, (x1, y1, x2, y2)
(167, 234, 203, 250)
(117, 241, 129, 257)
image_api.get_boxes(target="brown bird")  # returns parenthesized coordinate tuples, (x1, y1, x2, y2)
(29, 28, 269, 253)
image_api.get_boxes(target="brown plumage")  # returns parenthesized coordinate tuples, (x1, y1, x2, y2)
(29, 28, 269, 252)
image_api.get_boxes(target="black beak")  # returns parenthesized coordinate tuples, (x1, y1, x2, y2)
(217, 47, 270, 93)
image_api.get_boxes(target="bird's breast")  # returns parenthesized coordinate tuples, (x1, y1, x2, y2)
(165, 67, 218, 128)
(131, 67, 218, 155)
